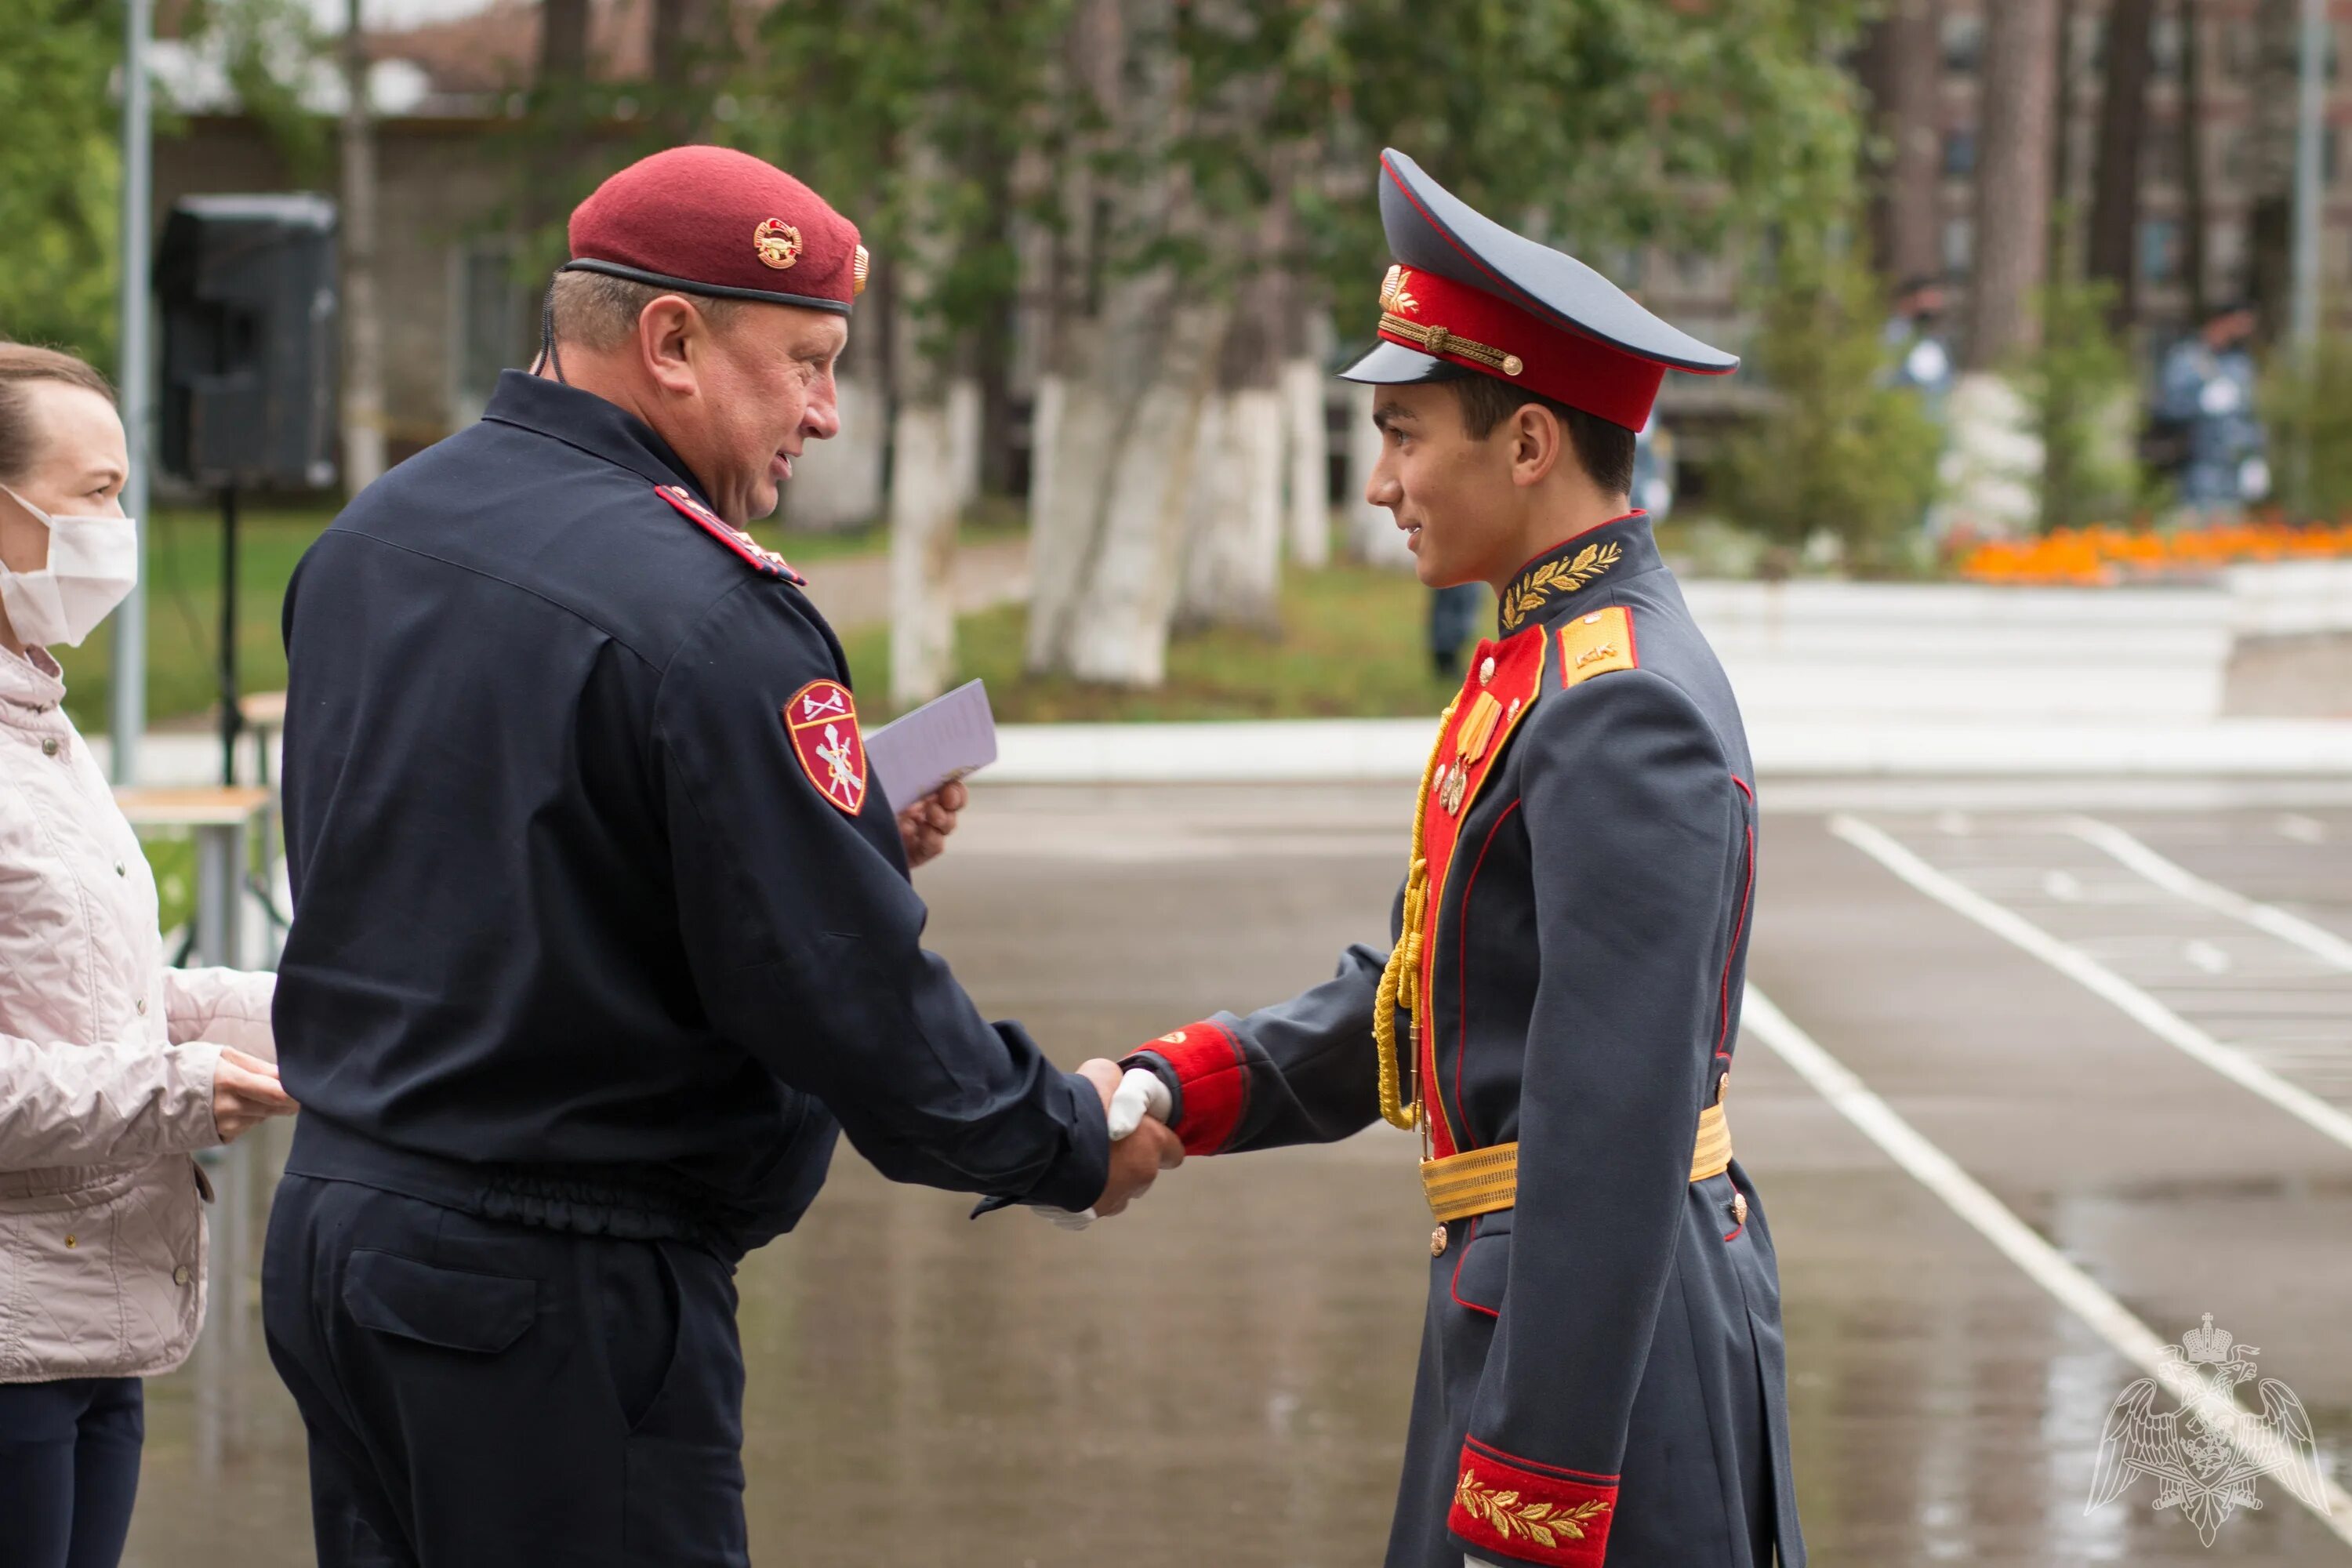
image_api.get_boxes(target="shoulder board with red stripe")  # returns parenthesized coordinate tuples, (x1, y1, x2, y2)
(654, 484, 806, 586)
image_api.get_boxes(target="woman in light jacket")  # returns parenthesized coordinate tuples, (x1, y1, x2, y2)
(0, 343, 298, 1568)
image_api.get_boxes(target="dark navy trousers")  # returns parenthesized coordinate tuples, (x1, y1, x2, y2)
(261, 1174, 749, 1567)
(0, 1376, 143, 1568)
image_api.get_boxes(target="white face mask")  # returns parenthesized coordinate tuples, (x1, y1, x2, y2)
(0, 485, 139, 648)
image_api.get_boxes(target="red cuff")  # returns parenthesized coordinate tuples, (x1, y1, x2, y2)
(1132, 1021, 1246, 1155)
(1448, 1439, 1617, 1566)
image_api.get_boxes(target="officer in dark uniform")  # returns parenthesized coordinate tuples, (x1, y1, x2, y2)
(260, 145, 1178, 1567)
(1119, 152, 1802, 1567)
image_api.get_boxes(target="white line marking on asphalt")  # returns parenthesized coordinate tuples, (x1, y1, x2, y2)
(2042, 869, 2085, 902)
(2183, 938, 2234, 975)
(2279, 814, 2329, 844)
(1828, 814, 2352, 1156)
(2063, 815, 2352, 974)
(1741, 985, 2352, 1546)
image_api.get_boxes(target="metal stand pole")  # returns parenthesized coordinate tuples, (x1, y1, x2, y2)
(109, 0, 153, 785)
(218, 485, 241, 786)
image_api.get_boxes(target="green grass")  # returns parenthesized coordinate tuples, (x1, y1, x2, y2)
(843, 563, 1485, 724)
(55, 504, 332, 732)
(50, 503, 1027, 731)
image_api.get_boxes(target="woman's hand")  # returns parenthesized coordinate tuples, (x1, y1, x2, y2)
(212, 1046, 298, 1143)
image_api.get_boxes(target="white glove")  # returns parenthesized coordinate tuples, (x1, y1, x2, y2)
(1105, 1065, 1173, 1140)
(1029, 1067, 1174, 1232)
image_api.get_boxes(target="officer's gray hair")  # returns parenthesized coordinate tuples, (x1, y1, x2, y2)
(549, 271, 742, 353)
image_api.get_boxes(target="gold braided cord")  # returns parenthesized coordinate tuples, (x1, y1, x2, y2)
(1374, 699, 1456, 1131)
(1378, 312, 1524, 377)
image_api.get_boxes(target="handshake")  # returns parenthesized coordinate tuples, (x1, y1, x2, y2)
(1034, 1058, 1183, 1230)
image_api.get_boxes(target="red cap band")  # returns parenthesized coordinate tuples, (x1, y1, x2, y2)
(1377, 266, 1664, 431)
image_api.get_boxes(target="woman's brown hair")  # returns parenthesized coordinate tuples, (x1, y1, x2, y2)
(0, 343, 117, 485)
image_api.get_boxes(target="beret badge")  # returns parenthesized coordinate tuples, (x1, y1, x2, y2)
(851, 244, 870, 296)
(753, 219, 804, 270)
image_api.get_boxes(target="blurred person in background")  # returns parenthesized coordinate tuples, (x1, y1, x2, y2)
(0, 343, 296, 1568)
(2153, 302, 2268, 516)
(1883, 274, 1955, 412)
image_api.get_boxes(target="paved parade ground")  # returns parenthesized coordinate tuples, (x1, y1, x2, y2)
(126, 780, 2352, 1567)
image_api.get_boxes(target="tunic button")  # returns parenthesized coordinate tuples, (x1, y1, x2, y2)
(41, 737, 59, 757)
(1478, 655, 1495, 685)
(173, 1265, 191, 1287)
(114, 861, 126, 877)
(1431, 1225, 1449, 1258)
(1730, 1192, 1749, 1227)
(64, 1234, 77, 1249)
(136, 999, 147, 1015)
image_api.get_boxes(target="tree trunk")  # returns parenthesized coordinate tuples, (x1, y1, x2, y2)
(650, 0, 720, 140)
(1962, 0, 2061, 368)
(1344, 382, 1412, 567)
(1178, 261, 1287, 630)
(1022, 0, 1231, 686)
(1860, 0, 1944, 281)
(786, 262, 887, 530)
(2247, 0, 2299, 340)
(2177, 0, 2209, 319)
(1281, 351, 1329, 567)
(2087, 0, 2156, 328)
(2049, 0, 2078, 279)
(888, 388, 958, 709)
(339, 0, 386, 492)
(540, 0, 587, 84)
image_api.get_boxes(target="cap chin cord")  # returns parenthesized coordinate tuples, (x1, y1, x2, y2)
(534, 284, 569, 386)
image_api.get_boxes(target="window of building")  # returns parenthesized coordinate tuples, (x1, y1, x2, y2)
(1943, 216, 1973, 279)
(2151, 13, 2183, 79)
(451, 241, 534, 426)
(1944, 129, 1978, 179)
(1942, 14, 1984, 73)
(2140, 218, 2181, 285)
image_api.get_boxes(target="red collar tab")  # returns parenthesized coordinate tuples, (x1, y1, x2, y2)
(655, 485, 805, 585)
(1377, 265, 1664, 432)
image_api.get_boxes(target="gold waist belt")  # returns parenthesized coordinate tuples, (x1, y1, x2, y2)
(1420, 1102, 1733, 1223)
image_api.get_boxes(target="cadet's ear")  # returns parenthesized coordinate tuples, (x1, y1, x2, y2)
(637, 295, 701, 395)
(1509, 402, 1566, 489)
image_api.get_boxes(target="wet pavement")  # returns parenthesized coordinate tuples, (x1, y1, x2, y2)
(123, 784, 2352, 1566)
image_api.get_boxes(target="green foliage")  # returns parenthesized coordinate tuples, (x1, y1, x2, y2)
(183, 0, 332, 178)
(2018, 270, 2140, 532)
(1721, 245, 1944, 573)
(1321, 0, 1870, 286)
(2262, 333, 2352, 521)
(0, 0, 124, 367)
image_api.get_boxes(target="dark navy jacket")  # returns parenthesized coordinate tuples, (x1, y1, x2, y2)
(273, 371, 1106, 1255)
(1129, 513, 1802, 1568)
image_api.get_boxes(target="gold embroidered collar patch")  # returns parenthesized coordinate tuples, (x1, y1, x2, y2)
(1500, 539, 1621, 631)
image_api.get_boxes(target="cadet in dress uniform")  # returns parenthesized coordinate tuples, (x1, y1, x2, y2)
(260, 147, 1172, 1567)
(1121, 152, 1803, 1568)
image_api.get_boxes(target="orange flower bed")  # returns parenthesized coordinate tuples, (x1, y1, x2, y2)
(1955, 520, 2352, 586)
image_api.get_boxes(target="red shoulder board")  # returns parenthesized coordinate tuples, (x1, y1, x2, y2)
(654, 484, 806, 586)
(782, 678, 867, 815)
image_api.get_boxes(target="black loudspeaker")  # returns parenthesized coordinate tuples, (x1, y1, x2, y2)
(157, 194, 340, 489)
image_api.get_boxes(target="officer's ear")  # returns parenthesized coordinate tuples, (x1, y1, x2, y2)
(1508, 402, 1567, 490)
(637, 294, 704, 396)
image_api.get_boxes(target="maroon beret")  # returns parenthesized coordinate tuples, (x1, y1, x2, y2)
(562, 145, 868, 314)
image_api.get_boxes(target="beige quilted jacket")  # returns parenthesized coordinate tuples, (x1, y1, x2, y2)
(0, 644, 275, 1382)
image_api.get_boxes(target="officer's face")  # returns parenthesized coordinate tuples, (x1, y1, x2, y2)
(680, 303, 848, 524)
(1367, 382, 1525, 590)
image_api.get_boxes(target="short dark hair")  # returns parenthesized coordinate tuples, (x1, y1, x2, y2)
(1445, 372, 1637, 498)
(0, 343, 115, 486)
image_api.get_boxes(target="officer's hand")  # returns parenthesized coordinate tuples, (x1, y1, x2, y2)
(1081, 1057, 1182, 1218)
(897, 779, 967, 869)
(211, 1046, 299, 1144)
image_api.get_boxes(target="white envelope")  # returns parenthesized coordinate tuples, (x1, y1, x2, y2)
(863, 679, 998, 811)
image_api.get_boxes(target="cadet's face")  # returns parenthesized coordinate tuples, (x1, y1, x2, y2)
(1366, 383, 1523, 589)
(692, 304, 847, 524)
